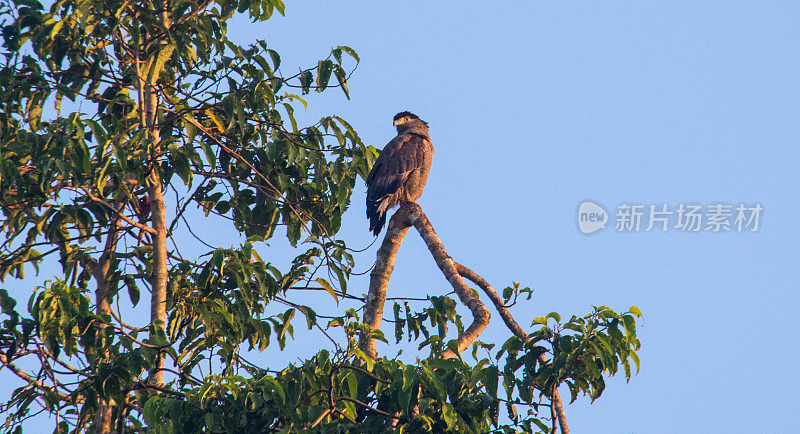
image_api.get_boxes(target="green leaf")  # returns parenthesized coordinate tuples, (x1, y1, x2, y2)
(337, 45, 360, 63)
(299, 70, 313, 94)
(85, 119, 107, 151)
(146, 44, 175, 83)
(629, 350, 641, 374)
(622, 314, 637, 339)
(316, 59, 334, 92)
(124, 275, 140, 306)
(546, 311, 561, 323)
(482, 365, 499, 398)
(502, 286, 513, 302)
(315, 278, 338, 302)
(441, 403, 458, 431)
(533, 418, 550, 432)
(200, 141, 216, 169)
(394, 302, 404, 343)
(334, 66, 350, 99)
(263, 376, 285, 404)
(346, 371, 358, 398)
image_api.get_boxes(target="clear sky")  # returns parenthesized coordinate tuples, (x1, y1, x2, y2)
(4, 2, 799, 433)
(222, 2, 798, 432)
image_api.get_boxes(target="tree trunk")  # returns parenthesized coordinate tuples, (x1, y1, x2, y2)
(147, 165, 167, 386)
(144, 80, 167, 387)
(136, 8, 170, 385)
(135, 37, 167, 387)
(92, 212, 121, 433)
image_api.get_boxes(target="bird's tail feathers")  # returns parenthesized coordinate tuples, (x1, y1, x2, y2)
(369, 212, 387, 237)
(367, 197, 389, 236)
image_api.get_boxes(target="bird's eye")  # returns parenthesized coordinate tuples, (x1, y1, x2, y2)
(393, 116, 412, 126)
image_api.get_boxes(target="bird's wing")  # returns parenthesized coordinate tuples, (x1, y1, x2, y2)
(366, 132, 425, 201)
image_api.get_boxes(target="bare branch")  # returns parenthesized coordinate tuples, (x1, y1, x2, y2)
(310, 408, 332, 428)
(454, 263, 527, 340)
(454, 262, 569, 434)
(0, 353, 82, 403)
(358, 203, 490, 359)
(357, 203, 569, 433)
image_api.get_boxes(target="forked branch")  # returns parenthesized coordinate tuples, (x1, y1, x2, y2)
(358, 203, 490, 359)
(357, 203, 568, 433)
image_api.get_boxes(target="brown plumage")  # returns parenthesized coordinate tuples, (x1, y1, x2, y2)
(366, 111, 434, 236)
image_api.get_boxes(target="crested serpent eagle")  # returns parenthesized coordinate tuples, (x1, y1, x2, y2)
(366, 111, 434, 236)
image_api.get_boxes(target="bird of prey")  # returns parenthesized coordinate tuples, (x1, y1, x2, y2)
(366, 111, 434, 236)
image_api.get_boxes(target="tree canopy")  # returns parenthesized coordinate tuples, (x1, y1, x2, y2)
(0, 0, 641, 432)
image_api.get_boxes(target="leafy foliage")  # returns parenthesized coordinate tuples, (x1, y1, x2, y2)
(0, 0, 642, 432)
(138, 302, 641, 433)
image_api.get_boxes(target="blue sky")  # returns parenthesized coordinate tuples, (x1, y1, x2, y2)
(222, 3, 798, 432)
(4, 2, 799, 432)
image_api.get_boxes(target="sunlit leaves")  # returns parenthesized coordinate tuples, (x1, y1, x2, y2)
(0, 0, 642, 432)
(519, 305, 642, 405)
(1, 0, 367, 430)
(140, 352, 502, 433)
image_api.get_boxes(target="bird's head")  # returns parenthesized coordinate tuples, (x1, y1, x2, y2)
(393, 111, 427, 133)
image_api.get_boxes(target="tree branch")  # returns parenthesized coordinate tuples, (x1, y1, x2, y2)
(0, 353, 82, 404)
(358, 203, 490, 359)
(454, 262, 569, 434)
(356, 204, 569, 433)
(81, 188, 157, 235)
